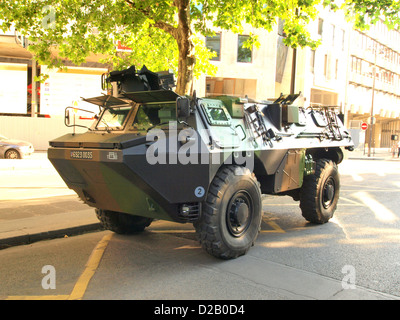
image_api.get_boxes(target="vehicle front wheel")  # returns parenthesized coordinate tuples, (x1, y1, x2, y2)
(5, 149, 21, 159)
(299, 158, 340, 224)
(95, 209, 153, 234)
(194, 166, 262, 259)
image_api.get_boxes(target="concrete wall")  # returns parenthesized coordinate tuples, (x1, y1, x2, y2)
(0, 116, 87, 151)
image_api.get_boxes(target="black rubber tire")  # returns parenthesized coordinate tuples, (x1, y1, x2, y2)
(194, 166, 262, 259)
(299, 158, 340, 224)
(95, 209, 153, 234)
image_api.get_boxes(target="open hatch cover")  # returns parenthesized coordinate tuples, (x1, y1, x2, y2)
(82, 90, 179, 108)
(122, 90, 179, 103)
(82, 95, 128, 108)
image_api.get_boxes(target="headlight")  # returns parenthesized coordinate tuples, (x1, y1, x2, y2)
(19, 146, 32, 153)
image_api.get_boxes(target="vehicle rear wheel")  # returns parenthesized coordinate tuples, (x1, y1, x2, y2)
(194, 166, 262, 259)
(95, 209, 153, 234)
(299, 158, 339, 224)
(5, 149, 21, 159)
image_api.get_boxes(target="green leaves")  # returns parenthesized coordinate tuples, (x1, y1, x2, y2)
(1, 0, 398, 93)
(338, 0, 400, 30)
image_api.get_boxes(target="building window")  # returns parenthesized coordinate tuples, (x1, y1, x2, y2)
(335, 59, 339, 79)
(206, 33, 221, 61)
(318, 18, 324, 36)
(356, 58, 361, 74)
(310, 50, 316, 73)
(341, 29, 345, 51)
(237, 35, 252, 63)
(324, 54, 328, 77)
(206, 77, 257, 99)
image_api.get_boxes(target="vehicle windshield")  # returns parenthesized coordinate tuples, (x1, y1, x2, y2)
(129, 103, 176, 132)
(96, 106, 131, 130)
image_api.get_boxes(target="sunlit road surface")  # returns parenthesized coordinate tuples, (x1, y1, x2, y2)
(0, 158, 399, 299)
(257, 159, 400, 296)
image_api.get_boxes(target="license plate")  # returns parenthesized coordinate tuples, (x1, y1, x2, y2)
(70, 150, 93, 159)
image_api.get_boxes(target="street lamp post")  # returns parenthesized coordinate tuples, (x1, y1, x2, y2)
(31, 59, 38, 118)
(368, 44, 378, 157)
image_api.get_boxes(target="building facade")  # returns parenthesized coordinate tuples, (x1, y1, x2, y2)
(302, 7, 350, 110)
(0, 28, 108, 117)
(0, 28, 108, 150)
(198, 7, 351, 109)
(345, 20, 400, 148)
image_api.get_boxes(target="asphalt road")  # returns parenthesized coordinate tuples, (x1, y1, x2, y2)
(0, 158, 399, 300)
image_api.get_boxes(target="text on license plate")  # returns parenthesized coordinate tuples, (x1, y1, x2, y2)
(70, 150, 93, 159)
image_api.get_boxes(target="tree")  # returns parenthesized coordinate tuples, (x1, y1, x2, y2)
(0, 0, 321, 95)
(1, 0, 399, 95)
(338, 0, 400, 30)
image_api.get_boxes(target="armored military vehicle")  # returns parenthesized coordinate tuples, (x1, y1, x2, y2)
(48, 65, 354, 259)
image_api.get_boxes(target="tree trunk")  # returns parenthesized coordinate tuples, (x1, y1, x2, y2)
(175, 0, 195, 96)
(176, 37, 195, 96)
(153, 0, 195, 96)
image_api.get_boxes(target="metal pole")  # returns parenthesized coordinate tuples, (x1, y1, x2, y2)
(31, 59, 38, 117)
(368, 45, 377, 157)
(290, 9, 299, 96)
(290, 48, 297, 95)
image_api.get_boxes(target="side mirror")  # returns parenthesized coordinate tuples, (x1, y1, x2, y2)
(64, 106, 97, 131)
(65, 107, 72, 126)
(176, 96, 190, 118)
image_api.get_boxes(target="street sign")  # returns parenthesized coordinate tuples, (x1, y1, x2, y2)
(361, 122, 368, 131)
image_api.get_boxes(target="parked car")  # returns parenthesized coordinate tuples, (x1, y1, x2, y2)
(0, 134, 34, 159)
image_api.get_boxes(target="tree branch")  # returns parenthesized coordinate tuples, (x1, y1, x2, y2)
(153, 21, 178, 39)
(123, 0, 178, 39)
(123, 0, 134, 7)
(123, 0, 150, 15)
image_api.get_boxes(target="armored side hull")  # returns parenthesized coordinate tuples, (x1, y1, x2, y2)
(48, 132, 210, 223)
(48, 95, 353, 224)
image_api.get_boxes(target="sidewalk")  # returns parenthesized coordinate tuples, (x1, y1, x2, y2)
(0, 151, 54, 171)
(0, 151, 102, 249)
(346, 147, 400, 161)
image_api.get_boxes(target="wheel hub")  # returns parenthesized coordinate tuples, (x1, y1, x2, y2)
(227, 192, 252, 237)
(322, 177, 335, 209)
(7, 150, 19, 159)
(232, 201, 249, 226)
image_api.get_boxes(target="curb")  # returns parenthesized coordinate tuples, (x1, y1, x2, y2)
(348, 156, 400, 161)
(0, 223, 103, 250)
(347, 157, 386, 161)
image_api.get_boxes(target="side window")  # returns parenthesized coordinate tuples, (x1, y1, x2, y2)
(130, 103, 176, 132)
(131, 107, 153, 131)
